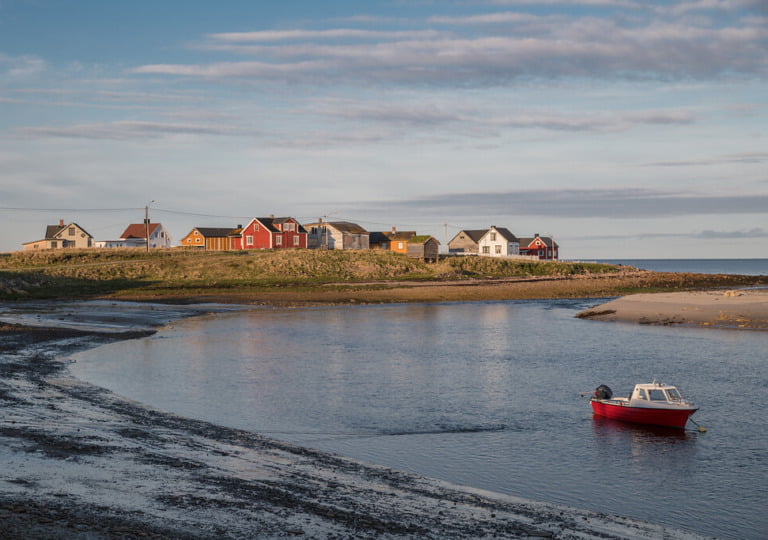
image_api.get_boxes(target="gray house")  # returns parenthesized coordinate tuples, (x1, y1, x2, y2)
(306, 220, 369, 250)
(407, 235, 440, 262)
(447, 229, 488, 254)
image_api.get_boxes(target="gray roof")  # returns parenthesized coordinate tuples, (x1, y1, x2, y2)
(489, 227, 518, 242)
(328, 221, 368, 234)
(195, 227, 238, 238)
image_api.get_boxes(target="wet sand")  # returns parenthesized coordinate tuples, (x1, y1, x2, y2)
(0, 301, 713, 539)
(576, 289, 768, 330)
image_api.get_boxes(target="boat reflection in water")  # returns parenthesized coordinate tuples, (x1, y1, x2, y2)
(591, 416, 698, 475)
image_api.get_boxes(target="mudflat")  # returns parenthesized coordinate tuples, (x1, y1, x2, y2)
(576, 289, 768, 329)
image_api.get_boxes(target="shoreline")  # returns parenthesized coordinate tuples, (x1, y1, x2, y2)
(0, 301, 715, 539)
(576, 289, 768, 330)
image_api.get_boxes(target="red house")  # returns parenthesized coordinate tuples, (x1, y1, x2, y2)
(231, 217, 308, 250)
(519, 234, 558, 260)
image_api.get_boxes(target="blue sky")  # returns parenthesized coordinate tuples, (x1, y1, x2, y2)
(1, 0, 766, 258)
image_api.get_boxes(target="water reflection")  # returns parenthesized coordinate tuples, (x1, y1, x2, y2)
(591, 416, 697, 476)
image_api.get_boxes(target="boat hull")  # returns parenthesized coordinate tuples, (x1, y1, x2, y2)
(590, 400, 697, 429)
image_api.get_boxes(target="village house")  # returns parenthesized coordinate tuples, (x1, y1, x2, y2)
(113, 221, 172, 249)
(306, 220, 369, 250)
(447, 229, 488, 254)
(230, 217, 307, 250)
(477, 226, 520, 257)
(519, 234, 559, 260)
(180, 227, 237, 251)
(407, 235, 440, 262)
(369, 227, 416, 254)
(23, 220, 93, 251)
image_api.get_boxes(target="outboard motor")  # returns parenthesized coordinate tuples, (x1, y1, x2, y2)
(594, 384, 613, 400)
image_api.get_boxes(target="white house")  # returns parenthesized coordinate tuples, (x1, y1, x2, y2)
(477, 226, 520, 257)
(98, 221, 172, 249)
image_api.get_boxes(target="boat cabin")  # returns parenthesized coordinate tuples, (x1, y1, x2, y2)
(629, 382, 688, 406)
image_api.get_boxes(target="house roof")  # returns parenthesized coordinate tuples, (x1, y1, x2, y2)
(449, 229, 488, 244)
(328, 221, 368, 234)
(45, 222, 93, 240)
(388, 231, 416, 241)
(519, 235, 558, 248)
(486, 227, 518, 242)
(194, 227, 237, 238)
(248, 217, 308, 234)
(121, 223, 161, 239)
(409, 235, 439, 244)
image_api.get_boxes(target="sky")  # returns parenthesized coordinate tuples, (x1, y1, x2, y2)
(1, 0, 766, 259)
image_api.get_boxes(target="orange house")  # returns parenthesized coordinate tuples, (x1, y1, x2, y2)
(180, 227, 236, 251)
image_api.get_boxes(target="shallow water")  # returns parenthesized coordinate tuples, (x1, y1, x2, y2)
(71, 300, 768, 539)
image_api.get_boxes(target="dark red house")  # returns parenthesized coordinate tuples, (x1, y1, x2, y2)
(231, 217, 308, 250)
(518, 234, 558, 260)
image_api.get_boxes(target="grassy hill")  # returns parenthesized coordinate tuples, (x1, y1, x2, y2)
(0, 248, 613, 299)
(2, 249, 763, 303)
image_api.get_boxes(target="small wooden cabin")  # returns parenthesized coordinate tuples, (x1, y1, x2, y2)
(407, 235, 440, 262)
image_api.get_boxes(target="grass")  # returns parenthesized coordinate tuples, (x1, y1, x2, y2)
(2, 248, 764, 303)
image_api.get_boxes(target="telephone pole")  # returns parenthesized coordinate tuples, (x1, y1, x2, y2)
(145, 200, 154, 252)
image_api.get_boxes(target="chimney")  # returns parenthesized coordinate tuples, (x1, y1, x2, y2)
(269, 214, 274, 219)
(391, 226, 397, 234)
(59, 219, 64, 227)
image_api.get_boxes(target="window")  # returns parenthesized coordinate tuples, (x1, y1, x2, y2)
(246, 235, 253, 246)
(666, 388, 682, 401)
(636, 389, 647, 400)
(490, 232, 497, 241)
(648, 389, 667, 401)
(195, 238, 201, 243)
(68, 227, 75, 236)
(293, 236, 300, 246)
(495, 245, 501, 254)
(285, 222, 295, 232)
(253, 224, 259, 231)
(398, 242, 404, 250)
(482, 246, 490, 254)
(276, 235, 283, 246)
(51, 241, 58, 248)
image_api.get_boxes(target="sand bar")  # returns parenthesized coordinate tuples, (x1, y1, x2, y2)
(577, 289, 768, 329)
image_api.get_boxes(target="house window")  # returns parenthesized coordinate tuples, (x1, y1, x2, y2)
(495, 245, 501, 254)
(246, 235, 254, 246)
(490, 232, 496, 241)
(482, 246, 490, 254)
(51, 241, 58, 248)
(398, 242, 404, 250)
(253, 224, 259, 231)
(196, 238, 201, 243)
(276, 235, 283, 246)
(293, 236, 300, 246)
(285, 222, 295, 232)
(68, 227, 75, 236)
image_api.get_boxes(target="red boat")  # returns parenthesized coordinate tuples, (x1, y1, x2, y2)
(589, 381, 698, 429)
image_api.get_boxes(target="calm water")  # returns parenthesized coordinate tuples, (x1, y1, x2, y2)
(595, 258, 768, 275)
(71, 299, 768, 539)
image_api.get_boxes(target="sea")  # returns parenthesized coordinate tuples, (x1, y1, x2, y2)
(69, 259, 768, 540)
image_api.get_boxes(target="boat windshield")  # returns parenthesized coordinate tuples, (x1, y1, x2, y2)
(648, 389, 667, 401)
(665, 388, 683, 401)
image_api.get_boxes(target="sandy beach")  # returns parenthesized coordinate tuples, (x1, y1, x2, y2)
(576, 289, 768, 330)
(0, 299, 716, 539)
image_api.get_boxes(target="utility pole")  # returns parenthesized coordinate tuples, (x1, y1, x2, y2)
(145, 200, 154, 252)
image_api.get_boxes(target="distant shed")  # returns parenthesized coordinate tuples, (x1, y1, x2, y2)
(407, 235, 440, 262)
